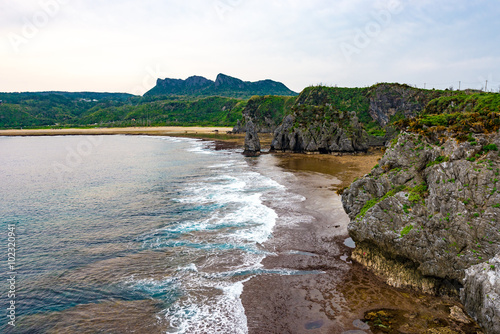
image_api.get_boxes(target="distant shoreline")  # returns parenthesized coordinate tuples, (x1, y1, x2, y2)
(0, 127, 283, 150)
(0, 126, 234, 137)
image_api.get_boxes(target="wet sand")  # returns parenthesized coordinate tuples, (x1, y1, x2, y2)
(242, 153, 483, 334)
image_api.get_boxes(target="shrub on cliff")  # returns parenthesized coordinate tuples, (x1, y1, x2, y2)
(394, 93, 500, 138)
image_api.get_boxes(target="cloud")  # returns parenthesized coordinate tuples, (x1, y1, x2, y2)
(1, 0, 499, 93)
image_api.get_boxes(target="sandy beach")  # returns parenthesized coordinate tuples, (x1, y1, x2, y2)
(0, 127, 275, 150)
(0, 126, 234, 136)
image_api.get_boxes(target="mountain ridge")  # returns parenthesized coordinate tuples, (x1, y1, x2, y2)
(145, 73, 298, 98)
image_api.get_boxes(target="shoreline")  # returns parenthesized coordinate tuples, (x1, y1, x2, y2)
(0, 126, 234, 136)
(242, 153, 483, 333)
(3, 129, 483, 331)
(0, 126, 278, 151)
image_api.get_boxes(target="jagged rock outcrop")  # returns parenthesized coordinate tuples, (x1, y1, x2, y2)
(342, 130, 500, 332)
(243, 120, 261, 156)
(368, 83, 449, 127)
(462, 255, 500, 334)
(145, 73, 297, 99)
(231, 95, 296, 134)
(270, 113, 369, 153)
(231, 119, 245, 134)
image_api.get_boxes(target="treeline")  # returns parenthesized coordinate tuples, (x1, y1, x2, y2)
(0, 92, 246, 128)
(1, 85, 498, 134)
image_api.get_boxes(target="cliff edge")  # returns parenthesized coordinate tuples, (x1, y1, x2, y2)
(342, 92, 500, 332)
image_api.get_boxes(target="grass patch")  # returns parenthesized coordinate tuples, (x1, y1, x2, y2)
(408, 183, 428, 204)
(356, 185, 406, 219)
(400, 225, 414, 237)
(426, 156, 449, 168)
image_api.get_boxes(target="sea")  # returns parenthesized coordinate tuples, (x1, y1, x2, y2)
(0, 135, 307, 333)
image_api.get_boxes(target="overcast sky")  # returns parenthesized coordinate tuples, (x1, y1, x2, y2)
(1, 0, 499, 94)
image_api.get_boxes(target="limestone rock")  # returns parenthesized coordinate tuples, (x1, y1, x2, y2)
(232, 119, 244, 134)
(342, 131, 500, 332)
(270, 113, 369, 153)
(461, 255, 500, 334)
(243, 120, 261, 157)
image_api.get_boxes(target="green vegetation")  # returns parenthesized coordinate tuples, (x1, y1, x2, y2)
(408, 183, 428, 204)
(239, 95, 296, 129)
(81, 96, 246, 127)
(400, 225, 414, 237)
(395, 92, 500, 138)
(357, 185, 406, 219)
(292, 86, 371, 135)
(0, 93, 247, 128)
(3, 83, 498, 137)
(483, 144, 498, 152)
(426, 156, 449, 168)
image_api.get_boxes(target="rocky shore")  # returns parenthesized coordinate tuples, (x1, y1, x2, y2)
(242, 153, 484, 334)
(342, 131, 500, 333)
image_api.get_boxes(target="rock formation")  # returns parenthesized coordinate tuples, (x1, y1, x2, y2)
(243, 120, 261, 157)
(231, 119, 245, 134)
(342, 130, 500, 332)
(270, 113, 369, 153)
(462, 255, 500, 334)
(232, 95, 295, 134)
(145, 73, 297, 99)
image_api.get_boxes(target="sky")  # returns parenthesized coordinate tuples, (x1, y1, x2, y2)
(1, 0, 499, 95)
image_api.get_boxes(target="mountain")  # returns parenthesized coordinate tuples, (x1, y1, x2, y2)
(144, 73, 298, 98)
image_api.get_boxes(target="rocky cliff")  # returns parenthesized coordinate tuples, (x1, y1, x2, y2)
(270, 86, 372, 153)
(232, 95, 296, 134)
(367, 83, 452, 126)
(462, 255, 500, 334)
(342, 123, 500, 331)
(267, 84, 484, 154)
(145, 73, 297, 99)
(270, 113, 369, 153)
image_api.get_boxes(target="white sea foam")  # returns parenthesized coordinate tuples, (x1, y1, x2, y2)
(164, 279, 250, 334)
(186, 143, 215, 155)
(138, 140, 301, 333)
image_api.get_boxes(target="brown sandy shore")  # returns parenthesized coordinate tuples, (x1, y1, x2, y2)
(0, 126, 234, 136)
(242, 153, 484, 334)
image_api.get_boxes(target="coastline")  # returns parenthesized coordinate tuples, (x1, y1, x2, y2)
(3, 129, 485, 332)
(0, 126, 274, 152)
(242, 153, 483, 333)
(0, 126, 234, 136)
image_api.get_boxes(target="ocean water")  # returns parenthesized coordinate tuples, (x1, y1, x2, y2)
(0, 135, 301, 333)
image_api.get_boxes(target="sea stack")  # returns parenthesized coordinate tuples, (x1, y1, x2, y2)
(243, 119, 261, 157)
